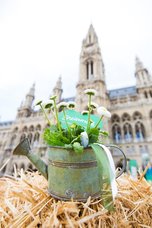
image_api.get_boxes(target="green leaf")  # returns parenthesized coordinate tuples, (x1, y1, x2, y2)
(100, 131, 109, 137)
(43, 127, 71, 146)
(88, 128, 99, 144)
(64, 144, 73, 149)
(73, 142, 83, 153)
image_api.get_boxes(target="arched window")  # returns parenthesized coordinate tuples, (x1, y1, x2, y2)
(27, 133, 33, 144)
(33, 132, 40, 147)
(86, 62, 89, 79)
(20, 133, 26, 142)
(150, 91, 152, 98)
(135, 122, 146, 141)
(111, 114, 120, 123)
(112, 124, 121, 143)
(133, 112, 142, 121)
(123, 123, 133, 142)
(36, 124, 41, 131)
(89, 34, 91, 43)
(22, 126, 28, 133)
(122, 113, 131, 122)
(144, 91, 148, 98)
(29, 125, 34, 132)
(91, 61, 93, 75)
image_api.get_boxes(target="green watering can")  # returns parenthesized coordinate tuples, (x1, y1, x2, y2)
(13, 138, 126, 201)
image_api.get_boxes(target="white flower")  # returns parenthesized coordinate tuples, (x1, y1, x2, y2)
(68, 101, 76, 109)
(57, 102, 67, 109)
(44, 100, 54, 109)
(50, 95, 57, 100)
(97, 106, 111, 118)
(80, 131, 89, 148)
(84, 89, 97, 96)
(89, 102, 99, 110)
(81, 110, 89, 115)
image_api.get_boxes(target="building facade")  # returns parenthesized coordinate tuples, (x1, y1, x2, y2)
(0, 25, 152, 175)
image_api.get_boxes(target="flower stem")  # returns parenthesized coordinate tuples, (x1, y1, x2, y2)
(63, 109, 71, 137)
(94, 115, 103, 129)
(40, 104, 52, 126)
(53, 100, 62, 132)
(71, 135, 81, 144)
(87, 94, 91, 132)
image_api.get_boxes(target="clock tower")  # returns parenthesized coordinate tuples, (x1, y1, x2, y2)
(76, 25, 108, 111)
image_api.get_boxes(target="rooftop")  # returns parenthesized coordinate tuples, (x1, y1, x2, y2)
(109, 86, 137, 99)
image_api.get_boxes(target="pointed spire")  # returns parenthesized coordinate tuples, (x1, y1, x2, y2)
(83, 24, 98, 46)
(52, 76, 63, 103)
(135, 56, 144, 71)
(54, 76, 62, 90)
(28, 83, 35, 97)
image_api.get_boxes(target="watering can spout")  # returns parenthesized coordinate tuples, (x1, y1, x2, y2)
(13, 138, 48, 180)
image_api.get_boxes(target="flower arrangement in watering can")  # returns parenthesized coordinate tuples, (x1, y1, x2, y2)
(13, 89, 126, 210)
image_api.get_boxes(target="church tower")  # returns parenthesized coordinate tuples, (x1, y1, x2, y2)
(17, 83, 35, 118)
(52, 76, 63, 103)
(135, 57, 152, 87)
(135, 57, 152, 99)
(76, 25, 108, 111)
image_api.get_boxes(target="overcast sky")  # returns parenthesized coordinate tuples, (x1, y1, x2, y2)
(0, 0, 152, 121)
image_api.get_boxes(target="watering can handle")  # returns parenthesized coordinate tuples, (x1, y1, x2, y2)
(106, 144, 127, 178)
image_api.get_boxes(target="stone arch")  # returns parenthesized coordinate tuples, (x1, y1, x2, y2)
(112, 124, 121, 143)
(111, 114, 120, 124)
(122, 113, 131, 122)
(22, 126, 28, 133)
(36, 124, 41, 131)
(133, 111, 142, 121)
(29, 125, 34, 132)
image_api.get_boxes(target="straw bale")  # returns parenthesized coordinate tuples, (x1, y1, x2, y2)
(0, 171, 152, 227)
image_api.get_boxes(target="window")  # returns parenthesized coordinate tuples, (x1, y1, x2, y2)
(86, 62, 89, 79)
(144, 91, 148, 98)
(112, 124, 121, 143)
(123, 123, 133, 142)
(91, 61, 93, 75)
(135, 122, 145, 141)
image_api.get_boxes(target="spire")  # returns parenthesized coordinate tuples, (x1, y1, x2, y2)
(17, 84, 35, 118)
(83, 24, 98, 46)
(24, 83, 35, 108)
(52, 76, 63, 103)
(135, 57, 152, 87)
(135, 56, 144, 71)
(28, 83, 35, 97)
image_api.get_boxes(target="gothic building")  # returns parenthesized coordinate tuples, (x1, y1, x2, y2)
(0, 25, 152, 175)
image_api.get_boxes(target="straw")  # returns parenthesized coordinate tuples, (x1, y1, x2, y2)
(0, 171, 152, 227)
